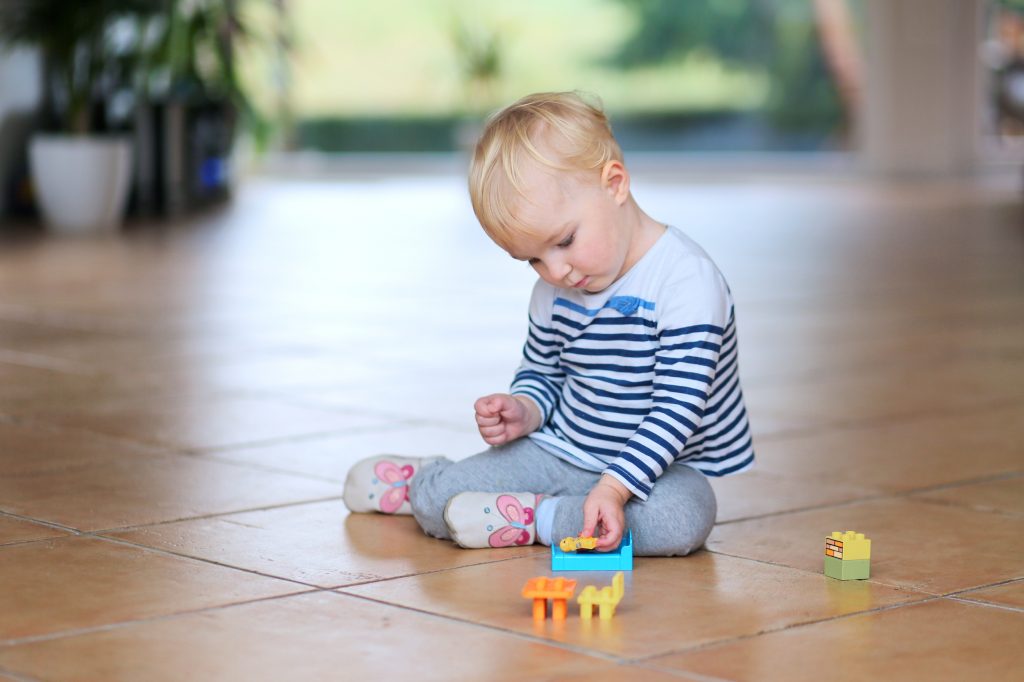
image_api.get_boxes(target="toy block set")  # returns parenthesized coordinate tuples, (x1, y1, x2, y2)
(520, 530, 634, 623)
(522, 572, 625, 621)
(824, 530, 871, 580)
(551, 530, 633, 571)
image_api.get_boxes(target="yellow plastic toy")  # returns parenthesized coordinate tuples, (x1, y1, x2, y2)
(824, 530, 871, 580)
(577, 571, 625, 620)
(521, 576, 578, 621)
(558, 535, 599, 552)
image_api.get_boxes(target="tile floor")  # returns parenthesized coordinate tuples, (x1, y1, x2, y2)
(0, 170, 1022, 681)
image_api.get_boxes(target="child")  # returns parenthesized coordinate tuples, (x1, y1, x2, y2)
(343, 92, 754, 556)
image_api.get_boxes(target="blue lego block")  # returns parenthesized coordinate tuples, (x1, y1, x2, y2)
(551, 530, 633, 571)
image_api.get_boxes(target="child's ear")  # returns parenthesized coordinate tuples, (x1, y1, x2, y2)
(601, 160, 630, 205)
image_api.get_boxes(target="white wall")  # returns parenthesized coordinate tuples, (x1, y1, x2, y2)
(860, 0, 986, 176)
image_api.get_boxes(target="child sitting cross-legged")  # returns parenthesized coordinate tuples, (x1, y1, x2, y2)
(343, 91, 755, 556)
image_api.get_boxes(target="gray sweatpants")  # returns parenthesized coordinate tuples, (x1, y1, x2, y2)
(409, 437, 717, 557)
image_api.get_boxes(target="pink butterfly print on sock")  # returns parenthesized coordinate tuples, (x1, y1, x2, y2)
(488, 495, 535, 547)
(373, 461, 415, 514)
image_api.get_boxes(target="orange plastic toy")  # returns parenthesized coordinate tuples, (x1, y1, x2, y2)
(521, 576, 578, 621)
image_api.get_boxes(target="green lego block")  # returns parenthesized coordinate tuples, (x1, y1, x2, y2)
(824, 556, 870, 580)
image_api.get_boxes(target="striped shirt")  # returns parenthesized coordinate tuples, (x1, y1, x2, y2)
(510, 226, 755, 500)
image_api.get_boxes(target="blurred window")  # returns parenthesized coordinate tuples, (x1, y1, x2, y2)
(261, 0, 863, 153)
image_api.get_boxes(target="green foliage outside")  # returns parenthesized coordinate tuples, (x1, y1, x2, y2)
(236, 0, 853, 151)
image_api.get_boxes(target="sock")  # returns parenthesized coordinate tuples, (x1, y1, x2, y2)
(535, 497, 559, 546)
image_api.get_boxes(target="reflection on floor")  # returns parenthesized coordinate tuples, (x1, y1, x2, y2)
(0, 172, 1021, 681)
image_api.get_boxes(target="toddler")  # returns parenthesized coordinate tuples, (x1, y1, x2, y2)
(343, 92, 755, 556)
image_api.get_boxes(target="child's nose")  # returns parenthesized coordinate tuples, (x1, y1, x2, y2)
(550, 255, 572, 280)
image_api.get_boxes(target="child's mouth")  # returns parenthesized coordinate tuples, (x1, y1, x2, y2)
(573, 277, 589, 289)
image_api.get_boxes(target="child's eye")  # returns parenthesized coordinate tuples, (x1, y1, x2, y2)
(557, 233, 575, 248)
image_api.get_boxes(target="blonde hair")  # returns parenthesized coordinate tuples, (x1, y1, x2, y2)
(468, 91, 623, 248)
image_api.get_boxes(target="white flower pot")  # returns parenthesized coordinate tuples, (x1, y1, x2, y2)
(29, 135, 133, 235)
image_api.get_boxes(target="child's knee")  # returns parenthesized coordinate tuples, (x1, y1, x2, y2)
(639, 469, 717, 556)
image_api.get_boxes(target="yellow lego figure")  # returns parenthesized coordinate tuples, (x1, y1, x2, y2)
(824, 530, 871, 580)
(558, 535, 599, 552)
(578, 571, 625, 620)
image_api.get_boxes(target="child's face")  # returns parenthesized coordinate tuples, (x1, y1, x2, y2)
(504, 160, 633, 294)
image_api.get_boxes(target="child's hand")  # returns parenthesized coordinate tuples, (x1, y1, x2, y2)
(474, 393, 541, 445)
(581, 474, 632, 551)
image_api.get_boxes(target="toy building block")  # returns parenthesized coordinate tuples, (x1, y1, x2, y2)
(552, 530, 633, 571)
(522, 576, 578, 621)
(558, 535, 599, 552)
(825, 531, 871, 561)
(578, 571, 625, 620)
(824, 530, 871, 580)
(824, 556, 870, 580)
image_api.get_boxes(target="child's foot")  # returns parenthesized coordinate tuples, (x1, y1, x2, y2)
(443, 491, 539, 548)
(343, 455, 442, 515)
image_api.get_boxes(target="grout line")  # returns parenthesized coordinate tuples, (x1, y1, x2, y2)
(95, 531, 547, 595)
(0, 665, 41, 682)
(332, 550, 550, 589)
(943, 576, 1024, 597)
(637, 661, 739, 682)
(701, 548, 938, 595)
(632, 595, 947, 663)
(749, 395, 1024, 446)
(715, 469, 1024, 526)
(902, 494, 1024, 520)
(91, 535, 328, 590)
(332, 590, 632, 664)
(0, 511, 81, 536)
(175, 450, 346, 484)
(81, 495, 347, 535)
(0, 589, 325, 649)
(940, 577, 1024, 613)
(0, 349, 96, 375)
(945, 596, 1024, 614)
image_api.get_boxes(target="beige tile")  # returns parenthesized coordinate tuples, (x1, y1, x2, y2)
(743, 361, 1024, 433)
(0, 363, 118, 413)
(648, 598, 1024, 682)
(44, 393, 390, 451)
(955, 580, 1024, 610)
(0, 591, 637, 682)
(203, 425, 485, 481)
(0, 419, 163, 476)
(710, 469, 878, 522)
(282, 379, 508, 429)
(0, 516, 67, 546)
(0, 536, 301, 641)
(708, 497, 1024, 595)
(0, 451, 341, 532)
(748, 402, 1024, 492)
(109, 500, 546, 587)
(911, 476, 1024, 517)
(116, 352, 400, 395)
(340, 550, 921, 659)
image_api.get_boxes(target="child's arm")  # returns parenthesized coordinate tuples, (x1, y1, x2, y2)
(581, 474, 632, 551)
(474, 393, 542, 445)
(507, 281, 565, 427)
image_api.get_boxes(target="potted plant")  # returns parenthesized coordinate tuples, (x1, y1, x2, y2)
(0, 0, 277, 232)
(0, 0, 159, 234)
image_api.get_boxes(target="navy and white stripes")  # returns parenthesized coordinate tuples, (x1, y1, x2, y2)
(510, 227, 755, 500)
